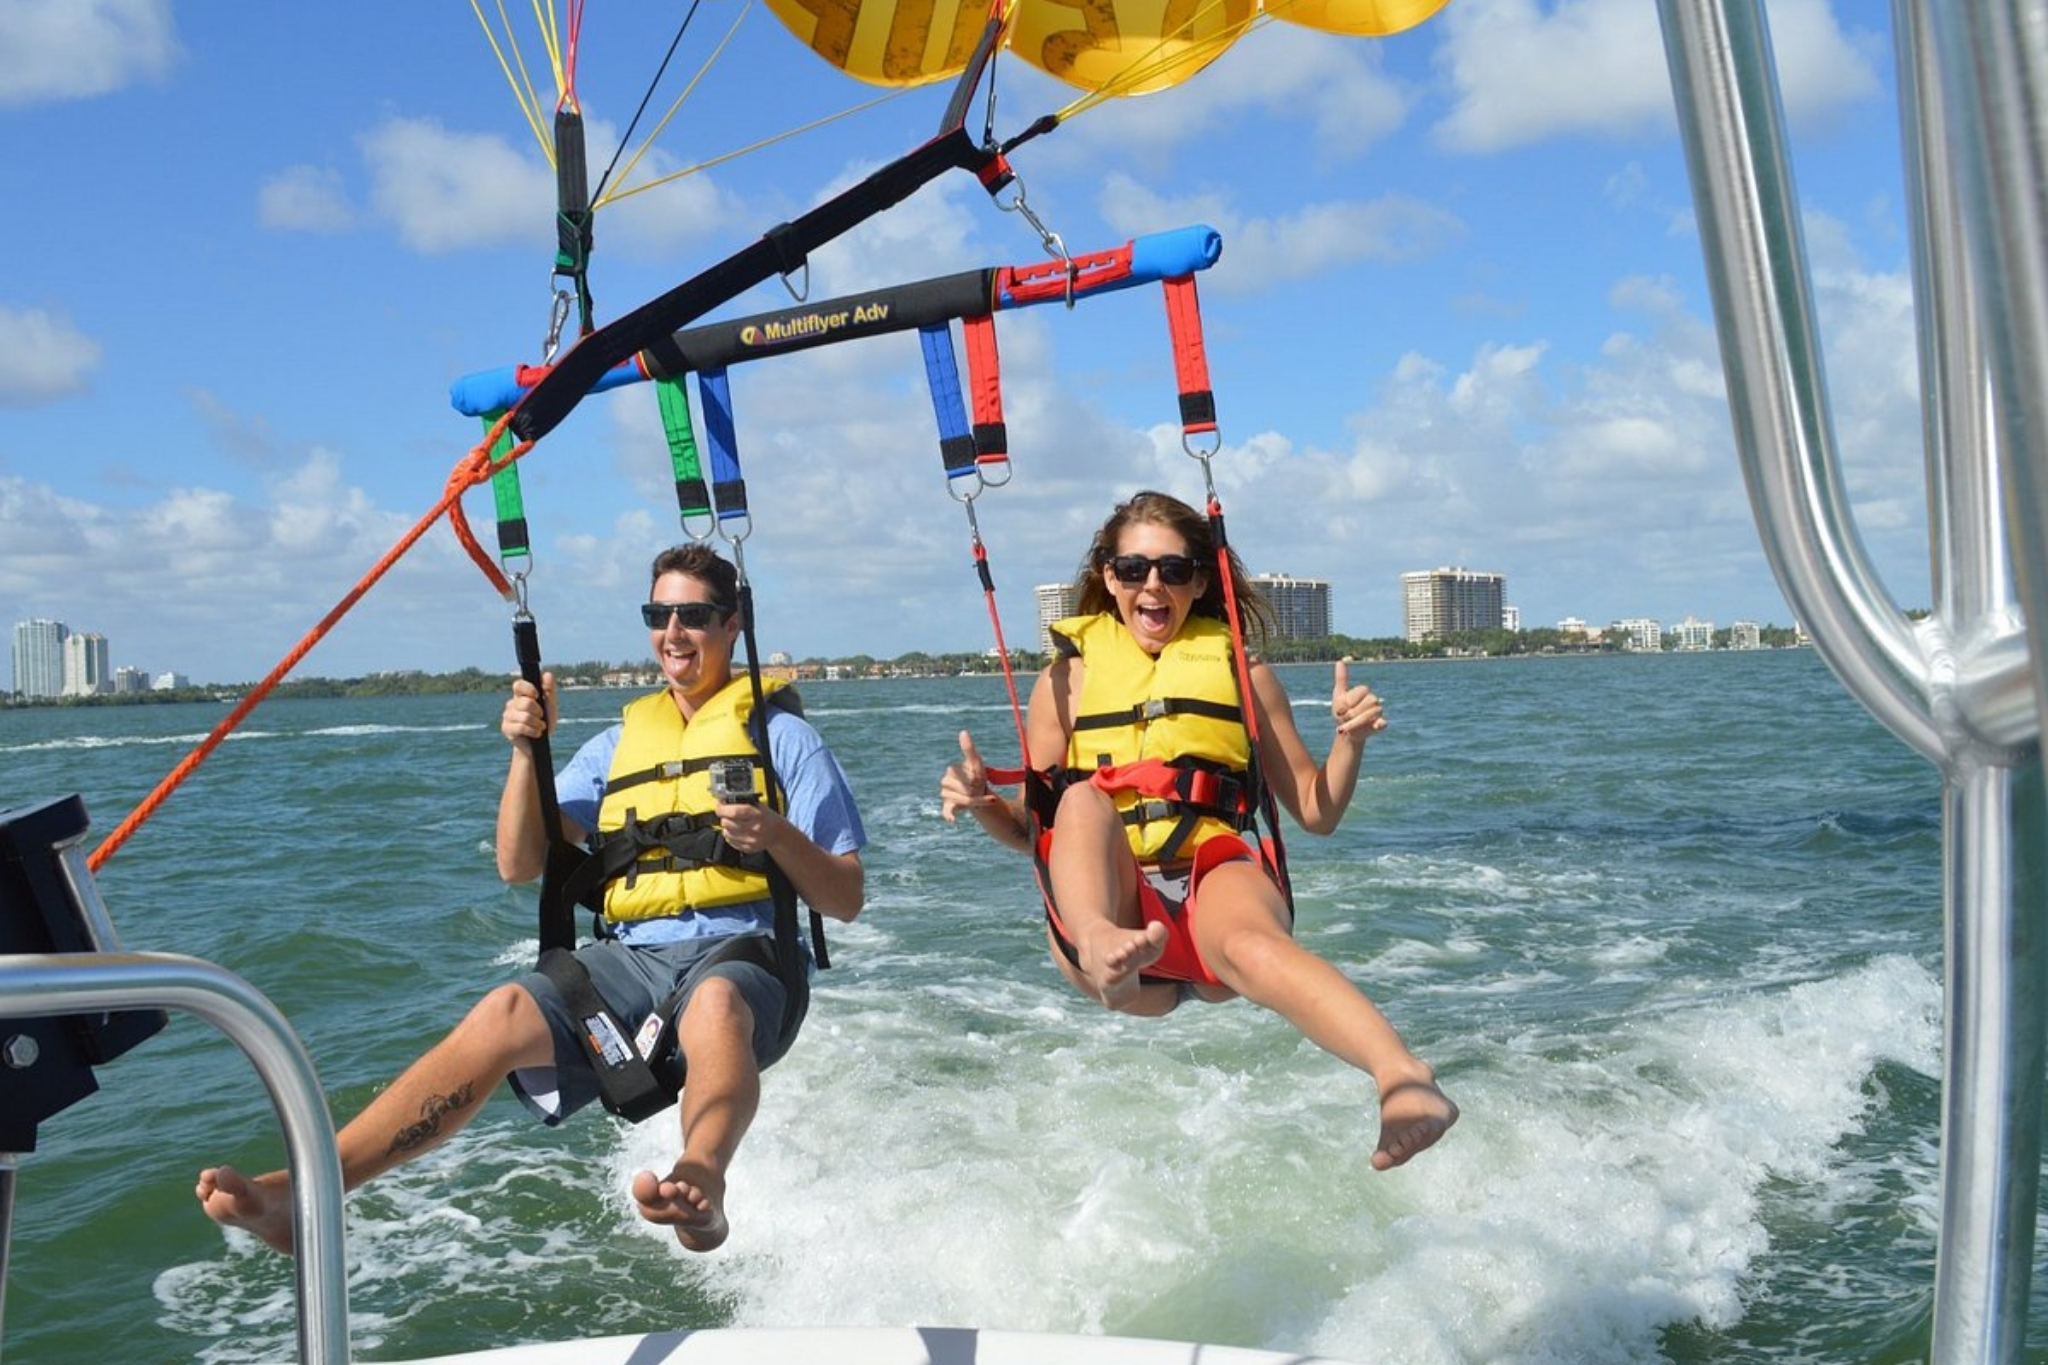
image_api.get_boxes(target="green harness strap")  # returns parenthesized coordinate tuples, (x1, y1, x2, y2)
(655, 377, 717, 539)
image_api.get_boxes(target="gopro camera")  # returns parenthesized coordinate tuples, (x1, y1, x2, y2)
(707, 757, 758, 805)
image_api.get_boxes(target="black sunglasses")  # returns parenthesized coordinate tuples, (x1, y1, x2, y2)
(1107, 554, 1205, 587)
(641, 601, 728, 630)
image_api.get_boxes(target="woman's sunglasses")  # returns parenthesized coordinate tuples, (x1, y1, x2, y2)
(641, 601, 729, 630)
(1106, 554, 1205, 587)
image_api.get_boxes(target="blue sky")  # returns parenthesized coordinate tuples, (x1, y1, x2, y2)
(0, 1, 1912, 684)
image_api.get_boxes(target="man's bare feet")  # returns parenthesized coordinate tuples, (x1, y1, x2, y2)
(1074, 919, 1169, 1009)
(1371, 1078, 1459, 1171)
(195, 1165, 296, 1255)
(631, 1158, 729, 1252)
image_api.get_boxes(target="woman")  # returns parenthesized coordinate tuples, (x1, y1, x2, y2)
(941, 490, 1455, 1170)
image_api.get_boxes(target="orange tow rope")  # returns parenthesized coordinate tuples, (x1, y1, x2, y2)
(87, 419, 533, 872)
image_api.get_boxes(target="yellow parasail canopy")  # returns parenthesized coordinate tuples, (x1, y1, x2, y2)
(758, 0, 1453, 96)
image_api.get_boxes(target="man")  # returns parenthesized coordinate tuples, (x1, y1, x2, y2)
(197, 543, 866, 1254)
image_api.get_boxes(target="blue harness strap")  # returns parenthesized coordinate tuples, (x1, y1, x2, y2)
(919, 322, 980, 486)
(694, 367, 750, 530)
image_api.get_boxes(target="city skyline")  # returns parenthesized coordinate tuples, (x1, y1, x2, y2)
(9, 616, 177, 698)
(9, 562, 1812, 690)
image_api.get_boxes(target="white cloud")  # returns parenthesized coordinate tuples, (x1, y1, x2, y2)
(354, 112, 742, 258)
(0, 448, 504, 684)
(1432, 0, 1881, 153)
(258, 165, 355, 234)
(1095, 174, 1464, 292)
(0, 305, 101, 405)
(361, 117, 560, 254)
(1016, 23, 1416, 166)
(0, 0, 177, 107)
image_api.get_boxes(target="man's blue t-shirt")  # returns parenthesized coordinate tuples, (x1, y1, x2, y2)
(555, 702, 865, 945)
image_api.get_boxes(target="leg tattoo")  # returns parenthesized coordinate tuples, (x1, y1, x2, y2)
(388, 1083, 475, 1157)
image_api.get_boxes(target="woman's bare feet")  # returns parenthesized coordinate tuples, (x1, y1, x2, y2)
(631, 1158, 729, 1252)
(1372, 1078, 1459, 1170)
(1074, 919, 1169, 1009)
(195, 1165, 296, 1254)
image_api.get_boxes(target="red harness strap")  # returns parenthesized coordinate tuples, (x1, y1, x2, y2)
(1162, 274, 1216, 440)
(963, 312, 1009, 481)
(1084, 758, 1247, 822)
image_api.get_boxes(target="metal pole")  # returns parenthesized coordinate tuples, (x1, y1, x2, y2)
(1655, 4, 2043, 1361)
(0, 1154, 14, 1365)
(0, 954, 352, 1365)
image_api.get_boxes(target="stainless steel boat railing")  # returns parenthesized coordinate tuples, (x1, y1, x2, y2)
(1657, 3, 2045, 1363)
(0, 952, 353, 1365)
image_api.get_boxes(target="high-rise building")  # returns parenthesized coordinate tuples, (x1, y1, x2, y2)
(1250, 573, 1330, 641)
(1400, 568, 1506, 642)
(1034, 582, 1077, 653)
(12, 618, 66, 699)
(1673, 615, 1715, 651)
(63, 631, 110, 697)
(1613, 617, 1663, 651)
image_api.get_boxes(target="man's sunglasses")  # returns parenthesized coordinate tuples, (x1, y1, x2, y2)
(1106, 554, 1205, 587)
(641, 601, 729, 630)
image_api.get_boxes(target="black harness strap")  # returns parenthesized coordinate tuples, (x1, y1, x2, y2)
(509, 130, 997, 446)
(1070, 696, 1243, 731)
(601, 757, 696, 793)
(538, 930, 798, 1124)
(516, 617, 595, 955)
(561, 811, 769, 905)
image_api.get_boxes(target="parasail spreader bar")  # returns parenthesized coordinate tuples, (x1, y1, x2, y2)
(452, 225, 1221, 417)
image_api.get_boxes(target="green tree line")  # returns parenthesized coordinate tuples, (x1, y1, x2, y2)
(3, 623, 1809, 709)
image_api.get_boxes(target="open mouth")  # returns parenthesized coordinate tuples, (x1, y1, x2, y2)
(1133, 604, 1173, 634)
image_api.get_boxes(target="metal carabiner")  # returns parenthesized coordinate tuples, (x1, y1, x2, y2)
(994, 174, 1076, 308)
(1183, 438, 1222, 505)
(509, 564, 534, 620)
(542, 288, 573, 364)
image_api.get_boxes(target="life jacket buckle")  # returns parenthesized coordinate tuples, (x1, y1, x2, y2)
(1140, 699, 1169, 722)
(1127, 798, 1175, 826)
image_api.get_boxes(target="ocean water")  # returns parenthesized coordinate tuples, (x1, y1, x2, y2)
(0, 647, 2022, 1364)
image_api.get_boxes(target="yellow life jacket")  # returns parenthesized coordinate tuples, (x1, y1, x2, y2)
(593, 676, 785, 924)
(1052, 611, 1253, 862)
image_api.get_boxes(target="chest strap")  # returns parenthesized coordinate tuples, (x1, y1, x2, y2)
(561, 810, 769, 907)
(1070, 696, 1242, 732)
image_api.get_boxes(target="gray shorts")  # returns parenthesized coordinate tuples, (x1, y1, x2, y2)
(508, 933, 802, 1125)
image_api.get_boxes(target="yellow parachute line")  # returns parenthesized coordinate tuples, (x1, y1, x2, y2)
(597, 87, 914, 210)
(528, 0, 573, 112)
(600, 0, 756, 206)
(470, 0, 560, 166)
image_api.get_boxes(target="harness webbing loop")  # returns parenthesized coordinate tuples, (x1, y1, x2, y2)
(655, 376, 717, 540)
(963, 313, 1009, 483)
(1162, 274, 1217, 440)
(695, 368, 752, 543)
(919, 323, 981, 486)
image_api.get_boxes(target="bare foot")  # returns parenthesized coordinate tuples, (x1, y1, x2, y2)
(1371, 1078, 1459, 1171)
(631, 1159, 729, 1252)
(1074, 920, 1169, 1009)
(196, 1165, 296, 1255)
